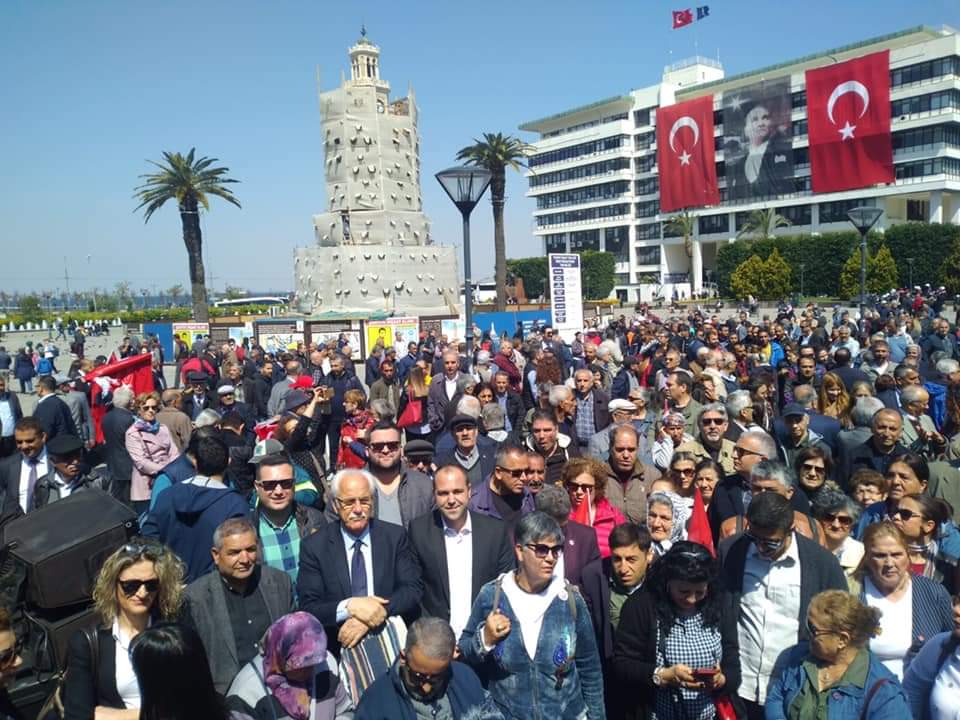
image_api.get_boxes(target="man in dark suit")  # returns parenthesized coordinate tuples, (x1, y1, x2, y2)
(180, 371, 218, 421)
(32, 376, 77, 442)
(407, 465, 513, 638)
(183, 517, 294, 693)
(0, 417, 47, 516)
(298, 468, 421, 651)
(100, 386, 136, 503)
(492, 372, 525, 442)
(573, 369, 611, 452)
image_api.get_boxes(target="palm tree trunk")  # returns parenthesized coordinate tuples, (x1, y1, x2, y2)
(491, 171, 507, 312)
(180, 204, 209, 323)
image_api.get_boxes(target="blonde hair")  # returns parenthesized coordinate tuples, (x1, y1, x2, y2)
(808, 590, 881, 647)
(818, 373, 851, 423)
(854, 521, 908, 582)
(344, 389, 366, 408)
(92, 539, 185, 627)
(135, 391, 162, 412)
(407, 367, 429, 398)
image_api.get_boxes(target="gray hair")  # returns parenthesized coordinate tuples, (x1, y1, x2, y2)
(741, 429, 777, 459)
(793, 384, 818, 408)
(330, 468, 377, 500)
(495, 444, 526, 467)
(749, 459, 796, 490)
(936, 358, 959, 375)
(631, 387, 654, 406)
(481, 402, 505, 431)
(193, 408, 222, 428)
(598, 339, 623, 363)
(726, 390, 753, 419)
(900, 384, 928, 405)
(534, 484, 572, 522)
(850, 397, 885, 428)
(698, 402, 728, 422)
(476, 351, 491, 365)
(112, 386, 135, 410)
(455, 395, 482, 418)
(369, 399, 396, 422)
(548, 384, 573, 407)
(811, 482, 863, 524)
(213, 517, 256, 550)
(515, 510, 564, 547)
(404, 617, 456, 659)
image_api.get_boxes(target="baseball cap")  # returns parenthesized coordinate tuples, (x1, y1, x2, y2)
(249, 438, 285, 464)
(782, 403, 807, 418)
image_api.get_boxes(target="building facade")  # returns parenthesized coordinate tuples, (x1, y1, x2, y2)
(520, 26, 960, 302)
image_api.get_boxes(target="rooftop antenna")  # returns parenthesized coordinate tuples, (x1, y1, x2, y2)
(63, 257, 70, 297)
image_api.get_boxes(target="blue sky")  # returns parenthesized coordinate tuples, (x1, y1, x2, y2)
(1, 0, 957, 295)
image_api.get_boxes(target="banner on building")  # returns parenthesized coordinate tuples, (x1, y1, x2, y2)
(548, 254, 584, 343)
(722, 77, 794, 200)
(806, 50, 893, 193)
(656, 95, 720, 213)
(171, 322, 209, 350)
(365, 316, 419, 352)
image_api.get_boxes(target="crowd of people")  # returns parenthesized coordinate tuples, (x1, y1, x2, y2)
(0, 291, 959, 720)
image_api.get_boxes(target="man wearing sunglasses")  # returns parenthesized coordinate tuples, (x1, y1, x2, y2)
(251, 453, 325, 585)
(718, 492, 847, 720)
(677, 402, 737, 476)
(468, 445, 535, 532)
(29, 433, 105, 509)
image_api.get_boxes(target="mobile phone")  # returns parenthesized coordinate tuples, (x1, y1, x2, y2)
(692, 668, 717, 680)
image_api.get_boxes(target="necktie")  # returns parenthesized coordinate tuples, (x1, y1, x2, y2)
(350, 539, 368, 597)
(26, 459, 38, 512)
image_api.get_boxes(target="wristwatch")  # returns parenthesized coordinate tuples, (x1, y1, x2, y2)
(653, 667, 664, 686)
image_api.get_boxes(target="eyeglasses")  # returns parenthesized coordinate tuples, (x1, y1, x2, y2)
(565, 481, 595, 492)
(701, 417, 726, 426)
(0, 639, 23, 668)
(745, 531, 785, 554)
(370, 441, 401, 453)
(893, 507, 920, 522)
(673, 467, 696, 476)
(118, 578, 160, 596)
(256, 479, 294, 492)
(524, 543, 563, 559)
(733, 446, 765, 458)
(336, 497, 373, 509)
(821, 512, 853, 527)
(801, 463, 826, 475)
(497, 466, 529, 478)
(806, 618, 837, 638)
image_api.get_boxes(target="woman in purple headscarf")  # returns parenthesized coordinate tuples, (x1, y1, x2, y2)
(226, 611, 354, 720)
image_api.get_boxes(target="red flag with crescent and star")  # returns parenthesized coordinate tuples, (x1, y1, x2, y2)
(656, 95, 719, 213)
(805, 50, 893, 193)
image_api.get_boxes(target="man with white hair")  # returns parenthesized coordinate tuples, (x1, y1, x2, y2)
(427, 350, 466, 433)
(101, 385, 136, 503)
(572, 368, 610, 452)
(899, 384, 945, 457)
(298, 467, 421, 650)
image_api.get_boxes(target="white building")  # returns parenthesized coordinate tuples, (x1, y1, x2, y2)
(520, 25, 960, 303)
(294, 30, 460, 315)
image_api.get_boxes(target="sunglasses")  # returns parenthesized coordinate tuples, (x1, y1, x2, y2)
(565, 481, 595, 492)
(404, 664, 450, 686)
(370, 441, 401, 453)
(497, 466, 528, 478)
(701, 418, 725, 426)
(406, 456, 432, 465)
(805, 618, 836, 638)
(673, 467, 696, 476)
(121, 540, 165, 559)
(822, 512, 853, 527)
(141, 404, 159, 411)
(893, 507, 921, 522)
(0, 639, 23, 668)
(733, 446, 765, 457)
(257, 479, 294, 492)
(118, 578, 160, 596)
(745, 531, 785, 553)
(524, 543, 564, 559)
(801, 463, 826, 475)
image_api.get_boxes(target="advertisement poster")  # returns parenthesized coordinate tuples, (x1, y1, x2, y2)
(228, 323, 254, 346)
(722, 77, 794, 200)
(312, 330, 362, 353)
(172, 322, 209, 349)
(441, 318, 466, 342)
(365, 316, 419, 351)
(548, 254, 583, 343)
(259, 332, 304, 354)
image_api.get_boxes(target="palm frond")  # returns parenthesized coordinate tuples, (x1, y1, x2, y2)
(133, 149, 241, 222)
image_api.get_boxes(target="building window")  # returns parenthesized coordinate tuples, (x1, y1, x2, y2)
(698, 214, 729, 235)
(635, 132, 656, 151)
(793, 147, 809, 167)
(779, 204, 812, 226)
(635, 200, 660, 218)
(635, 245, 662, 265)
(891, 56, 960, 88)
(820, 199, 873, 224)
(570, 230, 600, 251)
(635, 177, 659, 196)
(536, 204, 631, 228)
(891, 89, 960, 117)
(792, 120, 808, 137)
(895, 157, 960, 180)
(535, 180, 631, 210)
(893, 124, 960, 152)
(529, 157, 630, 188)
(907, 200, 929, 221)
(635, 155, 656, 173)
(605, 226, 629, 258)
(635, 223, 662, 241)
(545, 234, 567, 253)
(528, 135, 630, 167)
(791, 91, 807, 110)
(634, 108, 652, 127)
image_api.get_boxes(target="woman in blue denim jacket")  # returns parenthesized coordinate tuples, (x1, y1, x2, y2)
(459, 511, 606, 720)
(766, 590, 910, 720)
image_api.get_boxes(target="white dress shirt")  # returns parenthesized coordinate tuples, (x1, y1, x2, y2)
(738, 534, 802, 704)
(19, 449, 48, 512)
(113, 620, 144, 708)
(444, 375, 458, 401)
(443, 514, 474, 639)
(335, 525, 375, 623)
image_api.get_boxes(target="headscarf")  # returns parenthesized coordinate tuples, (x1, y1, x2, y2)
(261, 612, 328, 720)
(648, 490, 691, 555)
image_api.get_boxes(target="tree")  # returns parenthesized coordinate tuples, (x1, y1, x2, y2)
(456, 133, 532, 312)
(506, 257, 548, 299)
(730, 255, 765, 299)
(839, 244, 900, 299)
(223, 285, 245, 300)
(18, 295, 44, 323)
(941, 240, 960, 295)
(166, 284, 185, 305)
(761, 249, 793, 299)
(664, 211, 696, 258)
(134, 148, 241, 322)
(737, 208, 791, 240)
(580, 251, 616, 300)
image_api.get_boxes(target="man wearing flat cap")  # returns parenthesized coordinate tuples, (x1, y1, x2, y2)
(181, 371, 218, 421)
(30, 434, 104, 509)
(403, 439, 434, 480)
(433, 415, 497, 489)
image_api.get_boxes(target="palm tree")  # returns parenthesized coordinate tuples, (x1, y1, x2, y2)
(664, 210, 697, 258)
(134, 149, 240, 322)
(737, 208, 791, 240)
(456, 133, 532, 311)
(166, 284, 185, 307)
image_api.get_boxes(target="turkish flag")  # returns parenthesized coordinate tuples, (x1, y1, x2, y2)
(656, 95, 719, 213)
(85, 353, 155, 444)
(686, 487, 716, 557)
(806, 50, 893, 193)
(672, 9, 694, 28)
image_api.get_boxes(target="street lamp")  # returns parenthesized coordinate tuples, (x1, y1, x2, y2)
(846, 206, 884, 323)
(435, 165, 492, 350)
(799, 263, 806, 299)
(907, 257, 915, 289)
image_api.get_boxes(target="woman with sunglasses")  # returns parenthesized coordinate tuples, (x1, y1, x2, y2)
(667, 452, 700, 502)
(0, 609, 22, 720)
(459, 511, 604, 720)
(893, 494, 959, 594)
(226, 612, 352, 720)
(767, 590, 910, 720)
(64, 539, 184, 720)
(561, 457, 625, 559)
(125, 391, 181, 515)
(812, 482, 864, 590)
(614, 541, 740, 720)
(792, 446, 832, 504)
(853, 522, 954, 680)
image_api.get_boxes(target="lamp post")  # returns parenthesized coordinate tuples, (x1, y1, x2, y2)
(799, 263, 806, 299)
(846, 206, 884, 323)
(907, 257, 915, 289)
(435, 165, 492, 351)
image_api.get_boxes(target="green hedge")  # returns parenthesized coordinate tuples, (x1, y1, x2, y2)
(1, 304, 275, 327)
(716, 223, 960, 297)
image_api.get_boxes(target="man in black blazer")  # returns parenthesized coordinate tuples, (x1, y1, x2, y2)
(298, 468, 421, 651)
(32, 376, 78, 442)
(100, 387, 136, 503)
(432, 415, 497, 489)
(407, 465, 513, 638)
(719, 491, 846, 720)
(0, 417, 47, 517)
